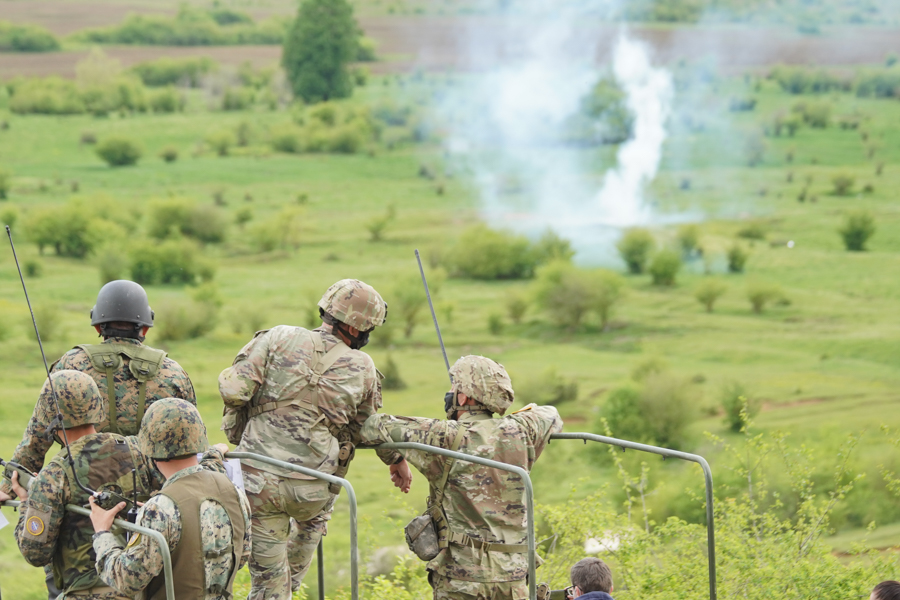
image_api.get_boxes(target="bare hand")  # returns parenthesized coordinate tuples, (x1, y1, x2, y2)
(89, 497, 126, 532)
(0, 489, 11, 503)
(389, 459, 413, 493)
(9, 471, 27, 502)
(214, 443, 229, 455)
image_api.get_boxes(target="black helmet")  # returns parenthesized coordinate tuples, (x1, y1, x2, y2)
(90, 280, 154, 328)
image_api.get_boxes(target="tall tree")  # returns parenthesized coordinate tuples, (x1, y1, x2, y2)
(282, 0, 358, 103)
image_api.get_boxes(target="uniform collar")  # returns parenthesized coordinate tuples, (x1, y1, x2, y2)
(102, 337, 142, 347)
(457, 411, 493, 423)
(163, 464, 206, 487)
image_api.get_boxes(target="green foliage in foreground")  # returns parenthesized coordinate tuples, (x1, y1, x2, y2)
(0, 20, 60, 52)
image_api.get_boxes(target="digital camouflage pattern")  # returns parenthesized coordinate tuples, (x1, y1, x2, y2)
(242, 465, 335, 600)
(15, 433, 164, 598)
(218, 325, 401, 477)
(317, 279, 387, 331)
(450, 356, 515, 416)
(138, 398, 209, 459)
(360, 404, 563, 586)
(93, 451, 252, 600)
(1, 337, 195, 496)
(431, 572, 527, 600)
(34, 370, 105, 430)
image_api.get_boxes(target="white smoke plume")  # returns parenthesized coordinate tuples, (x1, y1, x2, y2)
(435, 6, 676, 264)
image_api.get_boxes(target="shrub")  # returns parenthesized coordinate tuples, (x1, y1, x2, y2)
(0, 168, 11, 199)
(381, 354, 407, 390)
(721, 381, 760, 432)
(747, 282, 783, 314)
(505, 292, 529, 325)
(129, 238, 212, 285)
(80, 131, 97, 145)
(677, 224, 700, 256)
(744, 132, 766, 166)
(357, 36, 377, 62)
(206, 130, 235, 156)
(517, 367, 578, 406)
(727, 244, 748, 273)
(769, 65, 847, 94)
(447, 225, 538, 280)
(737, 222, 766, 240)
(147, 199, 227, 244)
(831, 173, 855, 196)
(366, 205, 396, 242)
(648, 249, 681, 286)
(270, 126, 303, 153)
(155, 298, 217, 341)
(793, 100, 831, 128)
(487, 313, 504, 335)
(839, 210, 876, 251)
(534, 262, 624, 329)
(235, 207, 253, 229)
(30, 303, 62, 341)
(0, 21, 60, 52)
(149, 86, 183, 113)
(695, 279, 727, 312)
(392, 275, 428, 338)
(24, 258, 42, 278)
(602, 373, 694, 449)
(97, 249, 126, 284)
(9, 77, 84, 115)
(24, 205, 95, 258)
(533, 230, 575, 263)
(160, 146, 179, 163)
(130, 56, 215, 87)
(856, 68, 900, 99)
(617, 228, 655, 274)
(96, 137, 142, 167)
(0, 206, 18, 227)
(221, 87, 254, 111)
(282, 0, 358, 102)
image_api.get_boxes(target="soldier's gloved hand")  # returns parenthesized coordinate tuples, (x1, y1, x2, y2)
(89, 496, 126, 532)
(8, 471, 27, 502)
(389, 459, 413, 494)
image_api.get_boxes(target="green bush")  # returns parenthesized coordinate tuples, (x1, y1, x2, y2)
(149, 86, 183, 113)
(97, 249, 126, 285)
(0, 206, 18, 227)
(147, 199, 227, 244)
(517, 367, 578, 406)
(381, 354, 406, 390)
(694, 279, 727, 312)
(96, 137, 142, 167)
(737, 222, 766, 240)
(222, 87, 254, 111)
(534, 262, 624, 329)
(601, 373, 694, 449)
(206, 130, 235, 156)
(446, 225, 538, 280)
(391, 272, 443, 338)
(648, 249, 681, 286)
(793, 100, 831, 128)
(747, 282, 783, 314)
(366, 205, 396, 242)
(617, 228, 655, 274)
(30, 303, 62, 341)
(505, 292, 529, 325)
(129, 238, 213, 285)
(727, 244, 748, 273)
(0, 168, 11, 199)
(856, 68, 900, 98)
(159, 146, 179, 163)
(130, 56, 215, 87)
(8, 77, 84, 114)
(0, 21, 60, 52)
(677, 224, 700, 256)
(487, 313, 504, 336)
(839, 210, 876, 251)
(533, 230, 575, 263)
(282, 0, 358, 102)
(720, 381, 760, 432)
(270, 126, 304, 153)
(249, 207, 305, 252)
(235, 207, 253, 229)
(831, 173, 856, 196)
(744, 132, 766, 166)
(768, 65, 848, 94)
(357, 36, 377, 62)
(24, 205, 96, 258)
(24, 258, 42, 278)
(155, 298, 217, 341)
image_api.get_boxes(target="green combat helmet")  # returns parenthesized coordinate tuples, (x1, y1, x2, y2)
(138, 398, 208, 459)
(449, 355, 515, 416)
(37, 370, 106, 430)
(318, 279, 387, 349)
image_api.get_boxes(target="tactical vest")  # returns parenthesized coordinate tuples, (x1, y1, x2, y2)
(146, 470, 246, 600)
(53, 433, 145, 594)
(77, 343, 167, 435)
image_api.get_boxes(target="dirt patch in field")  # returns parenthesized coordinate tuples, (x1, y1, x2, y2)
(0, 1, 172, 36)
(761, 393, 867, 412)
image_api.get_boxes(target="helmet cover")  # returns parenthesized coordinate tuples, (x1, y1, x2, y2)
(317, 279, 387, 332)
(449, 355, 515, 415)
(138, 398, 208, 459)
(38, 370, 105, 429)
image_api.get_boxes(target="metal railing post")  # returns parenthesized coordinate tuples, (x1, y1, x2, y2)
(2, 500, 176, 600)
(549, 433, 716, 600)
(317, 540, 325, 600)
(364, 442, 538, 600)
(225, 452, 359, 600)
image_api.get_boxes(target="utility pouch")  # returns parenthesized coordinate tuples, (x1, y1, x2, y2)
(329, 441, 355, 495)
(404, 426, 465, 562)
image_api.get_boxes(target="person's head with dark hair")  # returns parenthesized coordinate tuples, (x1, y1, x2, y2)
(872, 581, 900, 600)
(569, 557, 613, 598)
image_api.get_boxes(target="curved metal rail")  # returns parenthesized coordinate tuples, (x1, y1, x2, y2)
(1, 499, 176, 600)
(549, 432, 716, 600)
(226, 451, 358, 600)
(363, 441, 538, 600)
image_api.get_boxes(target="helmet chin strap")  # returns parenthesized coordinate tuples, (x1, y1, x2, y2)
(320, 309, 370, 349)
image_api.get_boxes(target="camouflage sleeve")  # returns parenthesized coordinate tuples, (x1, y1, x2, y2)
(14, 462, 67, 567)
(2, 398, 56, 496)
(94, 496, 177, 596)
(509, 404, 563, 460)
(237, 488, 252, 570)
(360, 414, 448, 482)
(200, 446, 227, 474)
(218, 332, 270, 408)
(163, 358, 196, 404)
(346, 363, 402, 466)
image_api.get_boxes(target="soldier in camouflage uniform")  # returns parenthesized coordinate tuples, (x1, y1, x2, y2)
(1, 280, 195, 503)
(219, 278, 413, 600)
(360, 355, 563, 600)
(13, 370, 165, 600)
(90, 398, 251, 600)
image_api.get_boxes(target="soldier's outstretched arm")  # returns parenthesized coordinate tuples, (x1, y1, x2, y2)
(218, 331, 270, 408)
(361, 414, 452, 483)
(0, 403, 55, 496)
(14, 463, 66, 567)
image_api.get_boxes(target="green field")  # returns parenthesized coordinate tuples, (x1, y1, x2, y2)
(1, 28, 900, 599)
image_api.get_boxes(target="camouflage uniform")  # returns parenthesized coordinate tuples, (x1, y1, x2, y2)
(360, 356, 563, 600)
(14, 371, 164, 600)
(1, 337, 195, 497)
(219, 279, 402, 600)
(93, 399, 251, 600)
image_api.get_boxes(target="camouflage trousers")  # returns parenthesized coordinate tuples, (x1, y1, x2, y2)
(243, 464, 336, 600)
(430, 572, 528, 600)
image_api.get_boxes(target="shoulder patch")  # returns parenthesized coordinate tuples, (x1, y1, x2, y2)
(511, 404, 536, 414)
(26, 515, 45, 536)
(126, 532, 142, 548)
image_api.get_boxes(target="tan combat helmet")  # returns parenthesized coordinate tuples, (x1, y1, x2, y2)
(449, 355, 515, 416)
(317, 279, 387, 349)
(138, 398, 209, 459)
(38, 370, 106, 430)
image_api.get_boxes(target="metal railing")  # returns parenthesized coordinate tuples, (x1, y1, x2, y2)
(1, 499, 176, 600)
(548, 433, 716, 600)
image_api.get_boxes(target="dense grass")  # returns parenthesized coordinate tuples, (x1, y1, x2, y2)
(0, 72, 899, 599)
